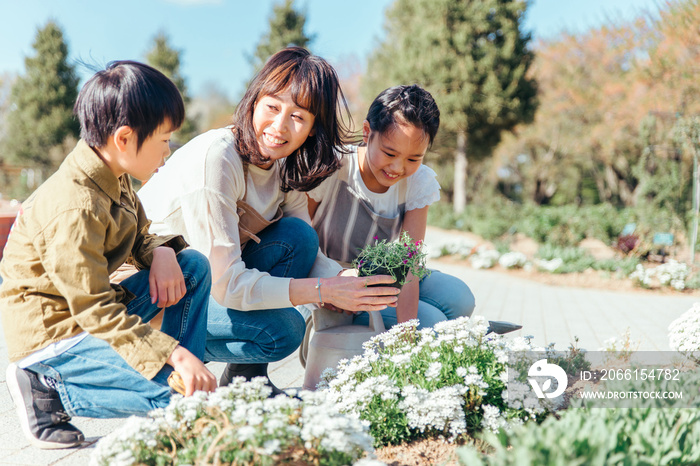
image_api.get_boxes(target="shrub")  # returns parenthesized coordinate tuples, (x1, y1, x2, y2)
(457, 407, 700, 466)
(616, 234, 640, 255)
(629, 260, 691, 291)
(427, 199, 519, 241)
(90, 378, 374, 466)
(319, 317, 552, 448)
(591, 256, 641, 276)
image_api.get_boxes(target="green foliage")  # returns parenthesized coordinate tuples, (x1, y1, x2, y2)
(145, 32, 198, 145)
(684, 271, 700, 290)
(458, 407, 700, 466)
(427, 198, 520, 241)
(250, 0, 313, 74)
(2, 21, 79, 170)
(428, 199, 689, 255)
(514, 203, 634, 247)
(592, 256, 641, 276)
(535, 244, 596, 274)
(547, 338, 591, 376)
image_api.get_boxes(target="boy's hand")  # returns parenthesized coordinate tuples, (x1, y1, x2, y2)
(167, 345, 217, 396)
(150, 246, 186, 308)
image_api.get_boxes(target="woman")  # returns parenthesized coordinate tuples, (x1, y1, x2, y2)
(139, 47, 399, 394)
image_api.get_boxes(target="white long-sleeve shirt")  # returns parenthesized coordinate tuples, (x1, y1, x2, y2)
(138, 127, 341, 311)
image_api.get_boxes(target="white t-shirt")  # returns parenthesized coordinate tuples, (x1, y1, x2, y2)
(309, 146, 440, 216)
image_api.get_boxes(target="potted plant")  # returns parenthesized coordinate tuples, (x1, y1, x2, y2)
(352, 231, 430, 288)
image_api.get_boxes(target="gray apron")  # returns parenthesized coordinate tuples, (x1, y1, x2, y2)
(312, 151, 407, 265)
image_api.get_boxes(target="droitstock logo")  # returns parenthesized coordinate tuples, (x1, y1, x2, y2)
(528, 359, 568, 399)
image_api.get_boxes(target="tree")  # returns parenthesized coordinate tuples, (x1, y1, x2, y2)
(145, 31, 197, 145)
(364, 0, 537, 213)
(250, 0, 314, 73)
(491, 0, 700, 212)
(0, 72, 17, 144)
(3, 21, 79, 170)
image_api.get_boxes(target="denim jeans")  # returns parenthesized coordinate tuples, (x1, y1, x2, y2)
(27, 249, 212, 418)
(204, 217, 313, 364)
(352, 269, 476, 330)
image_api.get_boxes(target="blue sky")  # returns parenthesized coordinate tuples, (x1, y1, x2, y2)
(0, 0, 661, 101)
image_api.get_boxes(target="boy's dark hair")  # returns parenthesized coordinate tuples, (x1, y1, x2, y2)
(233, 46, 351, 192)
(365, 84, 440, 147)
(74, 60, 185, 150)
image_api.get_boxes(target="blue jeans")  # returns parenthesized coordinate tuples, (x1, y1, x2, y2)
(27, 249, 212, 418)
(352, 269, 476, 330)
(204, 217, 313, 364)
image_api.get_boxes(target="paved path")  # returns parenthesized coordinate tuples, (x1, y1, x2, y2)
(1, 230, 698, 464)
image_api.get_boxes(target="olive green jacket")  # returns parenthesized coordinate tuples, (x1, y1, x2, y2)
(0, 140, 187, 379)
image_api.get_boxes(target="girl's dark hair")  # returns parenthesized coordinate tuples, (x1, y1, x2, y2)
(233, 46, 351, 192)
(365, 84, 440, 147)
(74, 60, 185, 150)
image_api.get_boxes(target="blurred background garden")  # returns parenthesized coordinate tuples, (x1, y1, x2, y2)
(1, 0, 699, 291)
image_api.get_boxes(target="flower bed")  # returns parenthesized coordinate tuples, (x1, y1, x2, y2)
(91, 378, 375, 466)
(90, 302, 700, 465)
(318, 316, 553, 448)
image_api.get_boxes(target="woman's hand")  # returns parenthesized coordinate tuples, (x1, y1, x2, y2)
(167, 345, 217, 396)
(290, 275, 400, 312)
(149, 247, 187, 308)
(324, 275, 400, 312)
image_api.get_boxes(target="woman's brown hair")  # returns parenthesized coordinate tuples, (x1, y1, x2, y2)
(232, 47, 351, 192)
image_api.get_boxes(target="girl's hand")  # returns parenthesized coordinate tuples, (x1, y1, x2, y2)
(150, 247, 187, 308)
(167, 345, 217, 396)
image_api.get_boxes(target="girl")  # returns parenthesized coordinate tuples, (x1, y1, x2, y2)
(138, 47, 399, 394)
(308, 84, 475, 329)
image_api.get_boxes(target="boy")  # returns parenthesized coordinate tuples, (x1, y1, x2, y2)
(1, 61, 217, 449)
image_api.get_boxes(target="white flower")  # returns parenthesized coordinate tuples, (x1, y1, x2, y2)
(398, 385, 467, 440)
(390, 353, 412, 367)
(498, 251, 528, 269)
(470, 247, 500, 269)
(669, 302, 700, 363)
(426, 361, 442, 380)
(535, 257, 564, 273)
(481, 404, 506, 433)
(655, 260, 689, 290)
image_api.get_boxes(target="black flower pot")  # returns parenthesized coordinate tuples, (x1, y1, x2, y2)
(357, 262, 408, 289)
